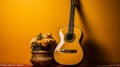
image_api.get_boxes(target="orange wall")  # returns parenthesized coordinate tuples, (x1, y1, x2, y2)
(0, 0, 120, 64)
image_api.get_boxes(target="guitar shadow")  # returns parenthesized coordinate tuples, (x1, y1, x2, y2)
(82, 39, 107, 65)
(75, 0, 88, 31)
(75, 0, 107, 65)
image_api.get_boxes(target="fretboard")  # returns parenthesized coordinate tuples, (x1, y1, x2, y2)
(68, 0, 76, 34)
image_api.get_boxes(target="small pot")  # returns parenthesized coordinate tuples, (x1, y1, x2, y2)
(30, 50, 53, 67)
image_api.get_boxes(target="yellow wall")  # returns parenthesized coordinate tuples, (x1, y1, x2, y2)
(0, 0, 120, 64)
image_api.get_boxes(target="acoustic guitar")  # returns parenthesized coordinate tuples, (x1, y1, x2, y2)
(54, 0, 84, 65)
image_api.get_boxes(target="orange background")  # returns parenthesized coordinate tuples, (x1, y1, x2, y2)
(0, 0, 120, 64)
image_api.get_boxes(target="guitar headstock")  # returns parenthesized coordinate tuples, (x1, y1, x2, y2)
(71, 0, 79, 5)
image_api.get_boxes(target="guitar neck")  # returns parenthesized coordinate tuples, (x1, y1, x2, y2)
(68, 0, 76, 34)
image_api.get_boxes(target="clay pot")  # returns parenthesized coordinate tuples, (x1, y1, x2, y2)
(30, 50, 53, 67)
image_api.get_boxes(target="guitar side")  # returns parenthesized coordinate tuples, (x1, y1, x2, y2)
(54, 26, 84, 65)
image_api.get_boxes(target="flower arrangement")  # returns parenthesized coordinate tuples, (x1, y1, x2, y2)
(29, 33, 56, 52)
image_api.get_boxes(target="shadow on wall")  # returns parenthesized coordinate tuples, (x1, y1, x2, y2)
(76, 0, 108, 64)
(82, 39, 107, 64)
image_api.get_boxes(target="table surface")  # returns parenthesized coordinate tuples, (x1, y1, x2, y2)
(0, 64, 120, 67)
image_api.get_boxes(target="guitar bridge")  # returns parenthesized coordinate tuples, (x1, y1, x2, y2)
(60, 49, 77, 53)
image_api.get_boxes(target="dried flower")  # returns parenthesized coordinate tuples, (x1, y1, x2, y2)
(30, 33, 56, 51)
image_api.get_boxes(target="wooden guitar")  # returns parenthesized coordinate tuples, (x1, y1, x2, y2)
(54, 0, 84, 65)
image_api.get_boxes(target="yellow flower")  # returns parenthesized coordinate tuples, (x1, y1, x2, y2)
(41, 38, 49, 47)
(42, 33, 52, 38)
(29, 38, 37, 45)
(36, 40, 42, 45)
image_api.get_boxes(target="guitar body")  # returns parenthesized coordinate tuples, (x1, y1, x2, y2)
(54, 26, 83, 65)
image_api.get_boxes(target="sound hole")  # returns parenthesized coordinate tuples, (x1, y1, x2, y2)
(65, 33, 75, 42)
(66, 34, 73, 40)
